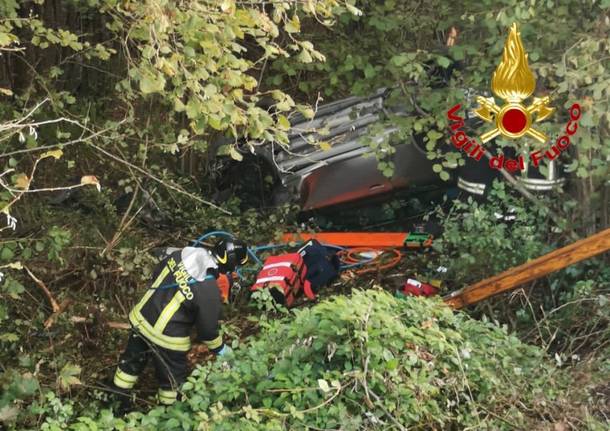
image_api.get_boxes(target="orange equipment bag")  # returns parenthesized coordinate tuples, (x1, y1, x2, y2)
(250, 253, 315, 307)
(217, 273, 231, 304)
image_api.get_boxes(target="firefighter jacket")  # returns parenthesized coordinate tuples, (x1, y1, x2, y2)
(129, 247, 224, 352)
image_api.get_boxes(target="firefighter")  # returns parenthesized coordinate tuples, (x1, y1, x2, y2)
(110, 238, 248, 407)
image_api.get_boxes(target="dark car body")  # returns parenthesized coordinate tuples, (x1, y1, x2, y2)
(265, 88, 447, 211)
(218, 88, 564, 212)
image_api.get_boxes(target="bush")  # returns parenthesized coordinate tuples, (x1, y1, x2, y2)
(79, 289, 579, 430)
(429, 181, 555, 287)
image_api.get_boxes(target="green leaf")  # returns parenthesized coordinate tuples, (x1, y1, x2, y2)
(208, 116, 224, 130)
(285, 15, 301, 33)
(391, 54, 408, 67)
(436, 56, 452, 68)
(58, 363, 82, 390)
(297, 49, 313, 63)
(0, 32, 12, 47)
(229, 147, 243, 161)
(277, 115, 290, 130)
(386, 358, 399, 370)
(440, 171, 450, 181)
(184, 46, 196, 57)
(186, 99, 202, 119)
(3, 277, 24, 299)
(450, 45, 465, 61)
(0, 247, 14, 261)
(297, 105, 315, 119)
(0, 333, 19, 342)
(139, 72, 166, 95)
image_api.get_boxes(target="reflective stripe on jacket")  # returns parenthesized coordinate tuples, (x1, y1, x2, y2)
(129, 247, 223, 352)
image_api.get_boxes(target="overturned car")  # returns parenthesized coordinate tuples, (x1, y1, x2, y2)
(216, 88, 565, 212)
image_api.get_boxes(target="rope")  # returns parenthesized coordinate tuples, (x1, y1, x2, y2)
(337, 247, 402, 274)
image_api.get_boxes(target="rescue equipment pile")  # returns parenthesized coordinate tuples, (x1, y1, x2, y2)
(248, 232, 433, 306)
(193, 230, 435, 308)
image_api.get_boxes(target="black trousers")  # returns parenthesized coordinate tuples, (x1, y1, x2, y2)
(113, 331, 189, 403)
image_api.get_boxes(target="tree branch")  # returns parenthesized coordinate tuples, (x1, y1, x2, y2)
(89, 143, 231, 215)
(23, 265, 60, 313)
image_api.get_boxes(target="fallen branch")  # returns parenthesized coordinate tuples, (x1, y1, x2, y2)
(70, 316, 130, 330)
(101, 186, 144, 256)
(108, 321, 130, 330)
(368, 387, 407, 431)
(44, 299, 72, 329)
(23, 265, 59, 313)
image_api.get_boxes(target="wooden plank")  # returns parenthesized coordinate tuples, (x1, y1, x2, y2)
(444, 228, 610, 309)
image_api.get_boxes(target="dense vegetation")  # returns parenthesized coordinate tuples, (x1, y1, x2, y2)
(1, 0, 608, 430)
(22, 290, 609, 430)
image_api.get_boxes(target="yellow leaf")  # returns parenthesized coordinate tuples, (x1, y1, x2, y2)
(0, 87, 13, 96)
(319, 141, 331, 151)
(229, 147, 243, 161)
(277, 115, 290, 131)
(14, 173, 30, 189)
(158, 58, 176, 77)
(40, 149, 63, 160)
(346, 4, 363, 16)
(421, 319, 434, 329)
(58, 363, 82, 391)
(317, 379, 330, 393)
(303, 0, 316, 13)
(220, 0, 235, 13)
(297, 105, 315, 119)
(80, 175, 101, 192)
(285, 15, 301, 33)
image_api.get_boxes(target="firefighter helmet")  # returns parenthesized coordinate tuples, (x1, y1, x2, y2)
(212, 238, 248, 273)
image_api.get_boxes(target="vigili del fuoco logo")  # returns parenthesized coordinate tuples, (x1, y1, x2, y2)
(447, 23, 581, 172)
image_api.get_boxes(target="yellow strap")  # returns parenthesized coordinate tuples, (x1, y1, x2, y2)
(151, 266, 171, 289)
(204, 335, 223, 350)
(132, 266, 170, 316)
(128, 264, 193, 352)
(153, 292, 186, 333)
(129, 310, 191, 351)
(113, 369, 138, 389)
(158, 389, 178, 405)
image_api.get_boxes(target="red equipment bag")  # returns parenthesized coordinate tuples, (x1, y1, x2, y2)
(401, 278, 439, 297)
(250, 253, 315, 307)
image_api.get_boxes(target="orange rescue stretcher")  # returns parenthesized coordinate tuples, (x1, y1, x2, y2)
(281, 232, 433, 249)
